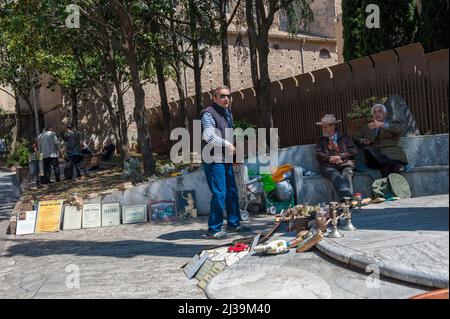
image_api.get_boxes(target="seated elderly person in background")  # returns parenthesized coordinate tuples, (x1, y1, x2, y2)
(101, 138, 115, 162)
(353, 104, 409, 178)
(315, 114, 358, 201)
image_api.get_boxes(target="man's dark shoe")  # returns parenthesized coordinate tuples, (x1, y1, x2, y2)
(202, 231, 229, 239)
(226, 225, 252, 233)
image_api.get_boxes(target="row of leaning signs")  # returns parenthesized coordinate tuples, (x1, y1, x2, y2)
(10, 190, 199, 236)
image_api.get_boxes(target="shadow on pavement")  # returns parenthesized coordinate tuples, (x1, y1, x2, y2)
(2, 239, 215, 259)
(352, 207, 449, 232)
(157, 218, 276, 241)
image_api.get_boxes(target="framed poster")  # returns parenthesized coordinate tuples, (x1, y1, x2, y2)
(149, 200, 177, 223)
(176, 190, 197, 219)
(82, 203, 102, 229)
(101, 203, 121, 227)
(35, 200, 63, 233)
(122, 205, 147, 224)
(16, 211, 37, 235)
(62, 206, 82, 230)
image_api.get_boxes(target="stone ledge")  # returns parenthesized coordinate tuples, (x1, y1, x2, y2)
(316, 238, 449, 289)
(301, 165, 449, 180)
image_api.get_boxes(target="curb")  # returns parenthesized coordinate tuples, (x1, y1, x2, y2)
(316, 239, 449, 289)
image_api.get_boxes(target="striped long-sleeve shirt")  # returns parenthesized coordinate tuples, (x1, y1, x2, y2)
(201, 112, 233, 148)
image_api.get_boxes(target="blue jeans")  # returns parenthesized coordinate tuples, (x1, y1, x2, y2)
(203, 162, 241, 234)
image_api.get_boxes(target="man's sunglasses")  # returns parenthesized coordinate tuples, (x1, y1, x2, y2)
(219, 94, 231, 99)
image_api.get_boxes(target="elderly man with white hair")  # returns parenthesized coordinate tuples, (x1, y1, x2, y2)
(353, 103, 409, 178)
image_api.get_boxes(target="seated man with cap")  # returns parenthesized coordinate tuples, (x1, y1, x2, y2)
(315, 114, 358, 201)
(353, 104, 409, 178)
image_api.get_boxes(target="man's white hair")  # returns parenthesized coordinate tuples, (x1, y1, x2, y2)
(371, 104, 387, 114)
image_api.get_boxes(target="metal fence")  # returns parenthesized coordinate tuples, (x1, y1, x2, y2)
(148, 43, 448, 149)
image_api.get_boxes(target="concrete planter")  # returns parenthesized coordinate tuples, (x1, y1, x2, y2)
(15, 166, 29, 184)
(346, 117, 368, 136)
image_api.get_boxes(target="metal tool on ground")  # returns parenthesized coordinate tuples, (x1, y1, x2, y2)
(327, 201, 344, 238)
(259, 220, 282, 244)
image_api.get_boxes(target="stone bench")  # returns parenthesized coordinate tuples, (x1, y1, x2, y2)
(246, 134, 449, 204)
(292, 165, 449, 204)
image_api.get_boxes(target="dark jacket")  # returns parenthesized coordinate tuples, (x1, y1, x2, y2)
(200, 103, 234, 162)
(315, 131, 357, 169)
(352, 120, 408, 163)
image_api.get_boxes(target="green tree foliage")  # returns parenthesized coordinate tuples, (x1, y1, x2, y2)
(418, 0, 449, 53)
(342, 0, 419, 61)
(342, 0, 364, 61)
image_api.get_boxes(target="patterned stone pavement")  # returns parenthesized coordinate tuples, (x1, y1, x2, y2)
(0, 209, 274, 299)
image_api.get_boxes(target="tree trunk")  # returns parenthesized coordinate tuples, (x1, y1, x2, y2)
(112, 0, 155, 175)
(100, 86, 122, 161)
(193, 47, 203, 116)
(188, 0, 203, 116)
(220, 0, 231, 88)
(155, 55, 172, 154)
(151, 20, 172, 154)
(107, 52, 130, 167)
(13, 92, 23, 145)
(258, 40, 273, 145)
(70, 88, 78, 129)
(174, 63, 189, 131)
(246, 0, 261, 123)
(22, 95, 39, 140)
(170, 19, 189, 131)
(113, 80, 131, 165)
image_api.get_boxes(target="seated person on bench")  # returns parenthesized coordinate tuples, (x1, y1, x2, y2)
(90, 139, 115, 170)
(353, 104, 409, 178)
(315, 114, 357, 201)
(101, 138, 115, 161)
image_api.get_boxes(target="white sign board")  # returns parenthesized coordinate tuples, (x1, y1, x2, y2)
(62, 206, 82, 230)
(101, 203, 121, 227)
(82, 203, 102, 229)
(122, 205, 147, 224)
(16, 211, 37, 235)
(197, 262, 226, 290)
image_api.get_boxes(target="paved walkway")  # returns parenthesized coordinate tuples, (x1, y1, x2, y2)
(316, 195, 449, 288)
(0, 209, 273, 298)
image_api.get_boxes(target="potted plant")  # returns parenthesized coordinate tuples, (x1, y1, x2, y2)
(346, 97, 387, 136)
(6, 139, 31, 184)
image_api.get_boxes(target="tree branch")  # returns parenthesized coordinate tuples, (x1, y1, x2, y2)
(0, 87, 15, 99)
(226, 0, 243, 28)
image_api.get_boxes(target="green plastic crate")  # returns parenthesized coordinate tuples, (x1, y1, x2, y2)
(265, 194, 295, 214)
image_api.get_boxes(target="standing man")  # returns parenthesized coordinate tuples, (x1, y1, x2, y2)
(201, 86, 250, 239)
(353, 104, 409, 177)
(315, 114, 357, 201)
(61, 124, 82, 179)
(37, 124, 60, 184)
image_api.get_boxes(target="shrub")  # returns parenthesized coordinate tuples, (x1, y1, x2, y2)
(347, 96, 387, 120)
(122, 157, 144, 184)
(6, 139, 30, 167)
